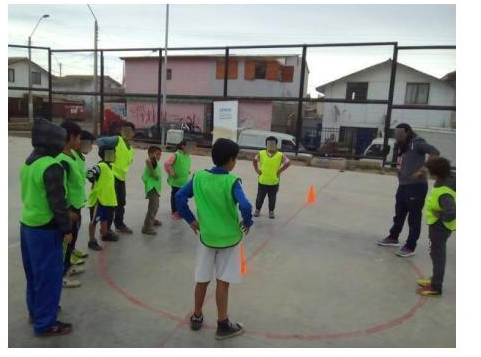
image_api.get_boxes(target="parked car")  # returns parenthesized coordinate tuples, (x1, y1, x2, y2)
(237, 129, 311, 158)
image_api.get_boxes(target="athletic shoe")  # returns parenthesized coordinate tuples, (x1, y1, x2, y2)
(253, 210, 260, 217)
(190, 313, 204, 331)
(269, 211, 275, 219)
(376, 236, 400, 247)
(116, 224, 133, 234)
(215, 320, 244, 340)
(171, 212, 181, 220)
(417, 285, 442, 296)
(417, 278, 432, 287)
(141, 228, 157, 235)
(70, 254, 84, 266)
(68, 266, 85, 276)
(73, 248, 88, 259)
(35, 321, 72, 337)
(63, 277, 81, 288)
(101, 232, 119, 242)
(396, 246, 416, 257)
(154, 219, 162, 226)
(88, 240, 103, 251)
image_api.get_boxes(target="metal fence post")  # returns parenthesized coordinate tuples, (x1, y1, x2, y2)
(100, 50, 104, 135)
(295, 45, 307, 154)
(382, 43, 398, 166)
(157, 48, 162, 139)
(48, 48, 52, 121)
(223, 47, 229, 97)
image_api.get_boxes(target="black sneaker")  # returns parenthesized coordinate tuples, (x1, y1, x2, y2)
(215, 319, 244, 340)
(88, 240, 103, 250)
(101, 232, 119, 242)
(116, 224, 133, 234)
(109, 229, 120, 239)
(190, 313, 203, 331)
(253, 210, 260, 217)
(35, 321, 72, 337)
(376, 235, 400, 247)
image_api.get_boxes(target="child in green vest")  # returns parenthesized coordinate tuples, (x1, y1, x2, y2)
(253, 136, 291, 219)
(176, 138, 253, 340)
(141, 146, 163, 235)
(57, 121, 94, 288)
(164, 140, 191, 220)
(417, 157, 456, 296)
(87, 144, 118, 249)
(20, 118, 73, 336)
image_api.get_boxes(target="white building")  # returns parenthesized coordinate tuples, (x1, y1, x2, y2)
(315, 59, 455, 154)
(8, 57, 49, 117)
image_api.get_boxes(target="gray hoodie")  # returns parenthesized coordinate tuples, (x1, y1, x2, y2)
(398, 136, 440, 185)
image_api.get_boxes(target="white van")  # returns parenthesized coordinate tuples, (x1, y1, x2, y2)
(237, 129, 311, 158)
(363, 138, 398, 165)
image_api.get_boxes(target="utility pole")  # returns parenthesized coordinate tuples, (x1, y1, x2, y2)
(27, 14, 49, 123)
(59, 62, 62, 77)
(161, 4, 169, 146)
(88, 4, 99, 135)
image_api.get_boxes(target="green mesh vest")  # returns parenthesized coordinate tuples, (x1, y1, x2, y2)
(167, 151, 191, 188)
(142, 161, 162, 197)
(425, 185, 456, 231)
(57, 150, 87, 209)
(20, 156, 63, 226)
(193, 170, 243, 248)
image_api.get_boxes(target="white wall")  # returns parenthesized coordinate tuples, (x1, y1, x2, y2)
(320, 61, 455, 132)
(8, 61, 49, 98)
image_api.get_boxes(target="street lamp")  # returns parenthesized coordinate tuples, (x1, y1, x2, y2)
(28, 14, 49, 123)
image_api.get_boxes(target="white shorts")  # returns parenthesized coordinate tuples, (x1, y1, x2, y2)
(195, 240, 242, 284)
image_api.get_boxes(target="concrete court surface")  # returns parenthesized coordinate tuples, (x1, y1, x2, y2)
(8, 135, 456, 348)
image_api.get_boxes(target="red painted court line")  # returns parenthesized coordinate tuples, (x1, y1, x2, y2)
(96, 242, 185, 324)
(97, 171, 430, 345)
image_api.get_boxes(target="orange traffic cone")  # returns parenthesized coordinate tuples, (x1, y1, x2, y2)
(240, 241, 247, 275)
(307, 185, 316, 204)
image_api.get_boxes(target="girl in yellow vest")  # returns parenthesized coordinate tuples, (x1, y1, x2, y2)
(86, 144, 118, 249)
(164, 140, 191, 220)
(417, 157, 456, 296)
(253, 136, 291, 219)
(141, 146, 163, 235)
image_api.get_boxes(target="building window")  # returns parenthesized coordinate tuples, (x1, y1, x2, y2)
(167, 69, 172, 80)
(405, 83, 429, 104)
(32, 71, 41, 85)
(255, 62, 267, 79)
(345, 82, 368, 101)
(8, 68, 15, 82)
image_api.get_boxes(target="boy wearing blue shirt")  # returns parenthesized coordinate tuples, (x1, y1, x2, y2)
(176, 138, 253, 340)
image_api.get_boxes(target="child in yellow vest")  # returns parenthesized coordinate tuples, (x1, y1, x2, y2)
(142, 146, 163, 235)
(86, 144, 118, 249)
(417, 157, 456, 296)
(176, 138, 253, 340)
(253, 136, 291, 218)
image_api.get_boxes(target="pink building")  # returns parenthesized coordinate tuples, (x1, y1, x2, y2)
(121, 54, 308, 131)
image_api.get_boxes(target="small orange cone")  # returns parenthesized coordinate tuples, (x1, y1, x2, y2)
(307, 185, 316, 204)
(240, 241, 247, 275)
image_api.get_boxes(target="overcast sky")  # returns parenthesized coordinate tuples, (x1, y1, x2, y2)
(8, 4, 456, 95)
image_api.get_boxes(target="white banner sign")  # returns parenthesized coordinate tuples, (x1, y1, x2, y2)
(213, 101, 238, 143)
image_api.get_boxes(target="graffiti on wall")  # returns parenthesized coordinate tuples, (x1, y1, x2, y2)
(127, 101, 207, 131)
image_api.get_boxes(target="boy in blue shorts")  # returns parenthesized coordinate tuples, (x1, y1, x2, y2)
(87, 144, 118, 249)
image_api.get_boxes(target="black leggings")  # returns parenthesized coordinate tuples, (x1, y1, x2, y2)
(255, 183, 279, 212)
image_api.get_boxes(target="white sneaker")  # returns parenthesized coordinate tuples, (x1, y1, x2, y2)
(63, 277, 81, 288)
(68, 266, 85, 276)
